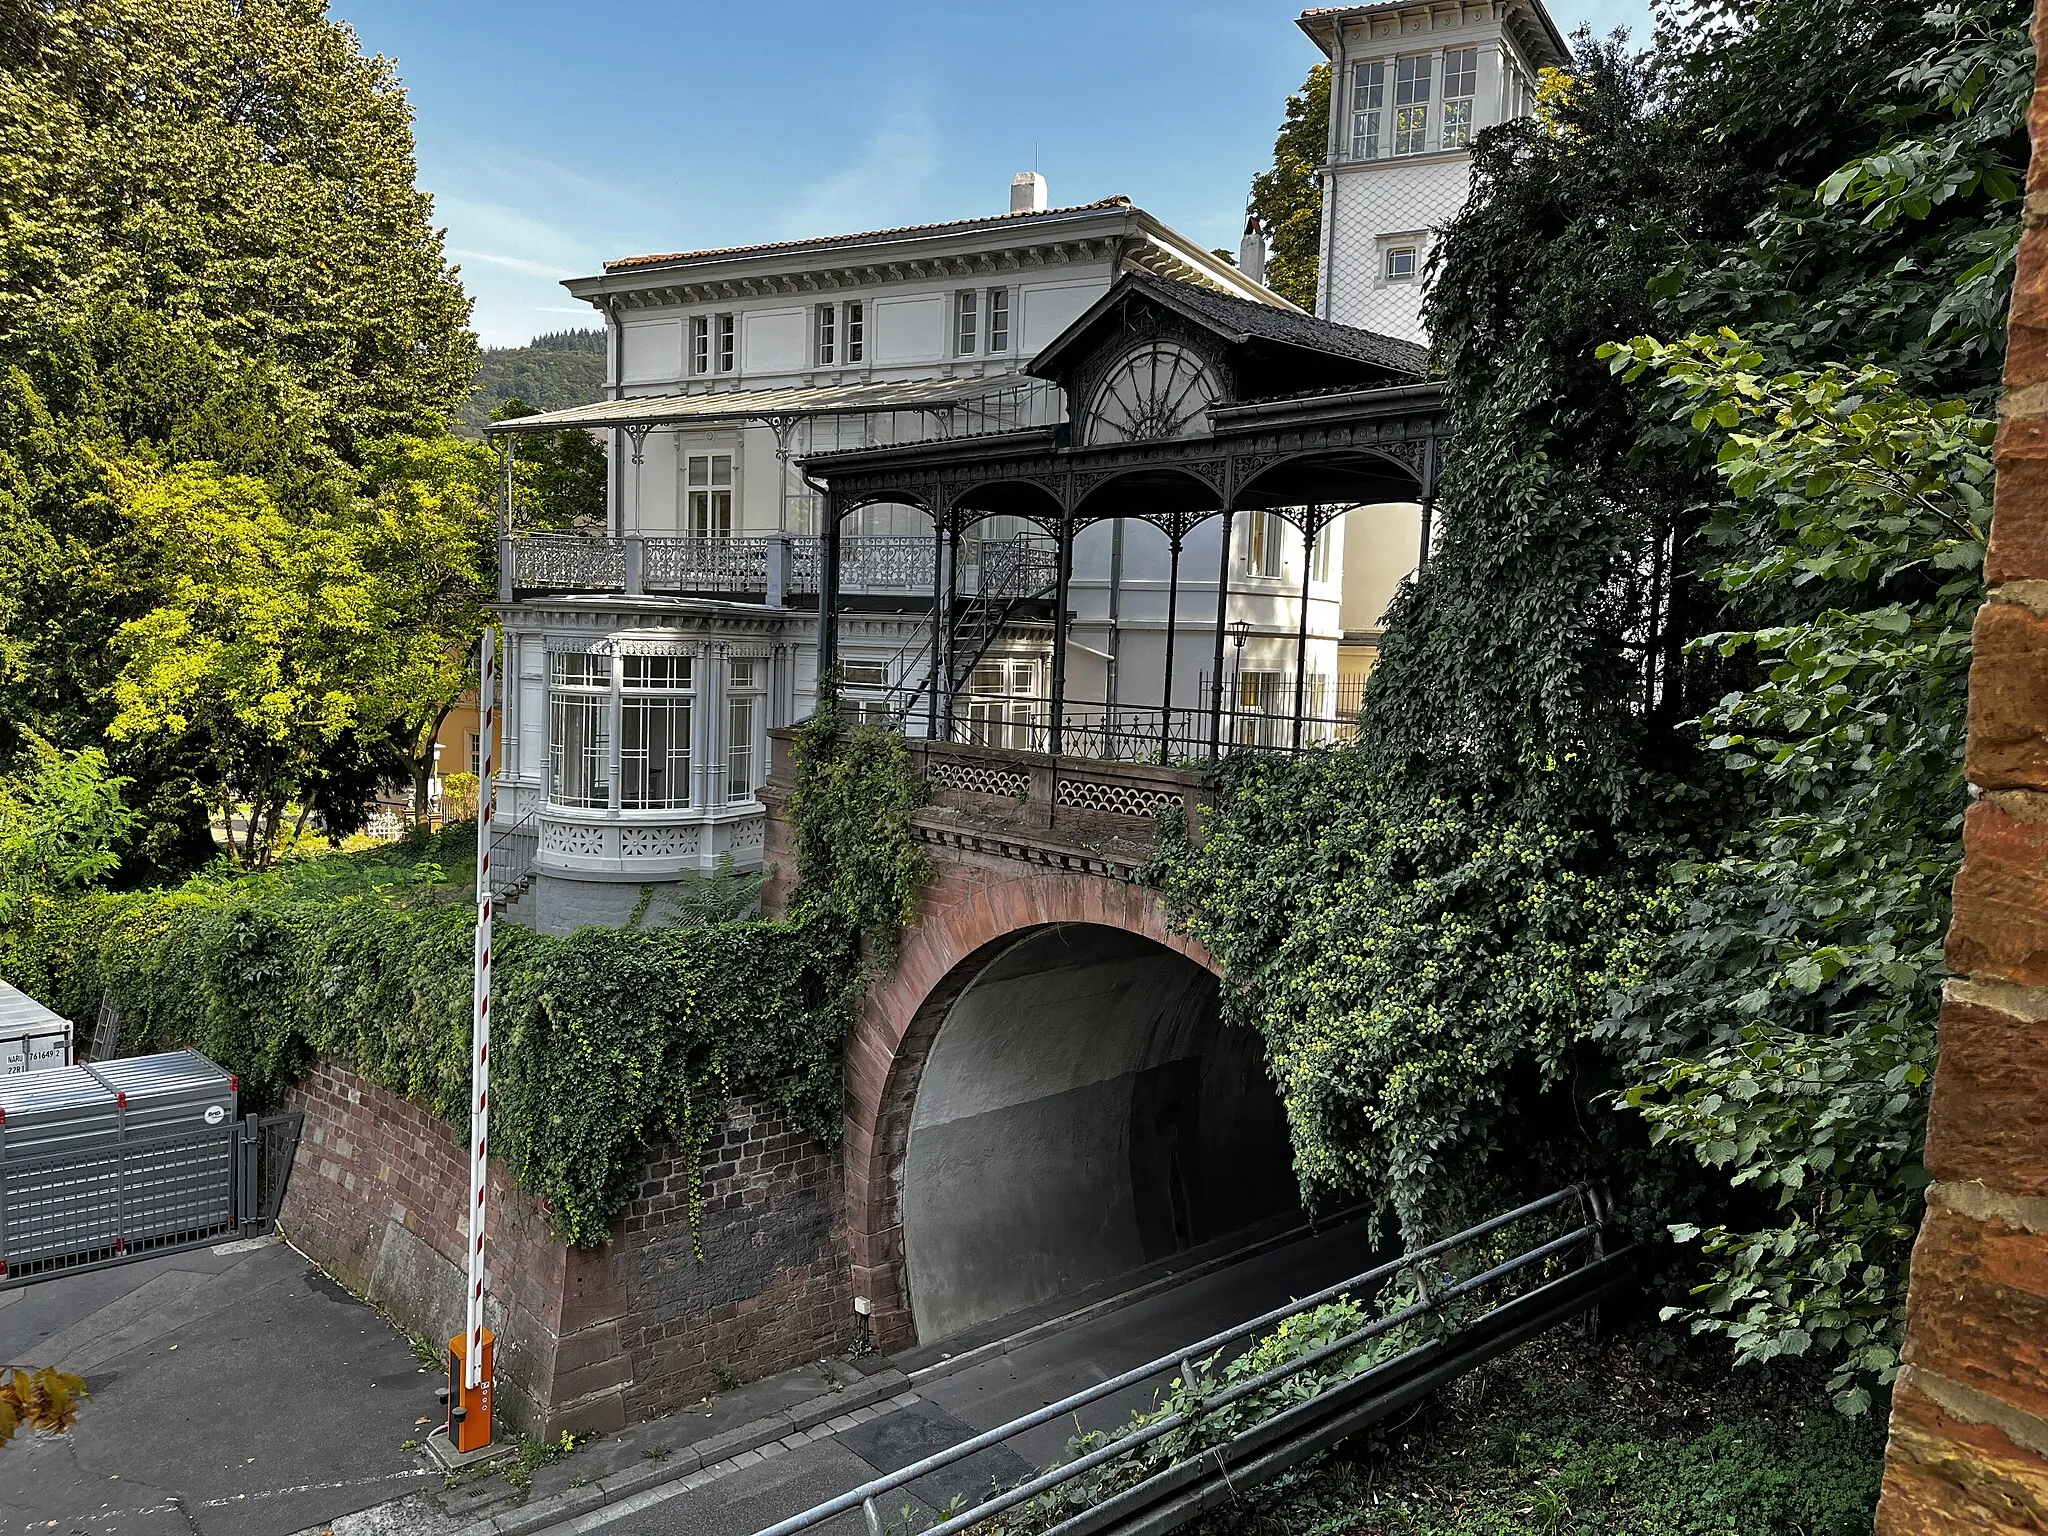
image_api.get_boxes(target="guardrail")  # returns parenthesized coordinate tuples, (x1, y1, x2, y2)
(754, 1184, 1631, 1536)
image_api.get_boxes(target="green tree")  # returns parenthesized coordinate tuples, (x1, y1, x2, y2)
(0, 0, 476, 455)
(1249, 64, 1329, 311)
(0, 2, 483, 872)
(357, 429, 502, 818)
(106, 461, 408, 865)
(0, 734, 135, 921)
(459, 330, 606, 437)
(1603, 335, 1990, 1412)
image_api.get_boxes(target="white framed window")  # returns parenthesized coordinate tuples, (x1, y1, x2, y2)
(686, 453, 735, 538)
(689, 316, 710, 375)
(1349, 60, 1385, 159)
(1234, 669, 1286, 749)
(726, 657, 763, 802)
(815, 304, 837, 365)
(954, 290, 978, 356)
(1394, 55, 1432, 155)
(1384, 245, 1418, 283)
(845, 301, 865, 363)
(966, 659, 1038, 751)
(620, 654, 692, 810)
(1442, 46, 1478, 148)
(714, 313, 736, 372)
(548, 652, 611, 809)
(842, 660, 889, 688)
(986, 288, 1010, 353)
(1246, 510, 1283, 577)
(1311, 528, 1332, 584)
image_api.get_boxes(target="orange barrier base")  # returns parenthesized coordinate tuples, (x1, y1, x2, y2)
(446, 1329, 494, 1453)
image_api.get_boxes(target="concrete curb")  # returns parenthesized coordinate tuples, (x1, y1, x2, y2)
(450, 1367, 914, 1536)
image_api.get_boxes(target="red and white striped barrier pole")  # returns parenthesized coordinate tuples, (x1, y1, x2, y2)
(455, 625, 497, 1445)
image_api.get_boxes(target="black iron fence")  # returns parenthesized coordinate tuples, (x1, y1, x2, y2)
(0, 1111, 303, 1288)
(755, 1185, 1632, 1536)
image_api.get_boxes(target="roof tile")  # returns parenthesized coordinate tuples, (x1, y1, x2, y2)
(604, 197, 1136, 272)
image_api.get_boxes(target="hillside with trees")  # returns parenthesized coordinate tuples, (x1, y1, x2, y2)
(458, 327, 606, 437)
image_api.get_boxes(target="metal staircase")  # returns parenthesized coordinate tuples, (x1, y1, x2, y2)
(867, 536, 1058, 730)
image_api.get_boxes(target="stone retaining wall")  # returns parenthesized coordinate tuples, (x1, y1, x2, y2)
(280, 1062, 853, 1436)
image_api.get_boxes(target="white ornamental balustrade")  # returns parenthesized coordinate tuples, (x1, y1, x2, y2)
(641, 536, 771, 594)
(513, 535, 626, 592)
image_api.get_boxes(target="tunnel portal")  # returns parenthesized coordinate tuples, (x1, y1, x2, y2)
(900, 923, 1299, 1342)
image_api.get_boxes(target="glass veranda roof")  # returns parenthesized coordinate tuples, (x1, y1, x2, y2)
(483, 376, 1041, 435)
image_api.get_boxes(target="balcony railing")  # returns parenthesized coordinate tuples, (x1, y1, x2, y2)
(504, 532, 1059, 605)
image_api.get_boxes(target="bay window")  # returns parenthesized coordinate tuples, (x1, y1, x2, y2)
(620, 654, 692, 809)
(548, 653, 611, 808)
(726, 657, 763, 802)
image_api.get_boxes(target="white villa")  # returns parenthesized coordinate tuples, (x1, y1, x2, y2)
(486, 2, 1561, 935)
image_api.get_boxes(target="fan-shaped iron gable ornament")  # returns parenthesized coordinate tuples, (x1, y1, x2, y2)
(1083, 341, 1220, 446)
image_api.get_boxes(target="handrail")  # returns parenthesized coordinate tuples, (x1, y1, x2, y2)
(751, 1184, 1614, 1536)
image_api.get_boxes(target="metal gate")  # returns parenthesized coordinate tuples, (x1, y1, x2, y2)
(0, 1111, 303, 1288)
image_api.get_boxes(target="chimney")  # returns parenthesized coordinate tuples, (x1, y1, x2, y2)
(1239, 208, 1267, 284)
(1010, 172, 1048, 215)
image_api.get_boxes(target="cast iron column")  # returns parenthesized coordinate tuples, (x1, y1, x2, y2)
(927, 515, 945, 738)
(817, 493, 842, 690)
(1208, 508, 1235, 761)
(1160, 523, 1183, 764)
(1292, 507, 1320, 754)
(1049, 512, 1073, 757)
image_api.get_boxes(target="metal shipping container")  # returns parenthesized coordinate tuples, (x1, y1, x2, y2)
(0, 1049, 239, 1278)
(0, 982, 72, 1076)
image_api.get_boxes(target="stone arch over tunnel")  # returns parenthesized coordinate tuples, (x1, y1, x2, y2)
(844, 870, 1298, 1352)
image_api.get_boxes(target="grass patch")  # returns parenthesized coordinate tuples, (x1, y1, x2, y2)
(1187, 1334, 1885, 1536)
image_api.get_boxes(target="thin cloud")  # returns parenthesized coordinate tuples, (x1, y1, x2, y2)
(451, 249, 580, 280)
(774, 109, 941, 239)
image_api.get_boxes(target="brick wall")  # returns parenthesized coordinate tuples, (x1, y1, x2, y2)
(1874, 5, 2048, 1528)
(281, 1063, 852, 1437)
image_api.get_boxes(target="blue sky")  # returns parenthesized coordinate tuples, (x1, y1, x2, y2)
(330, 1, 1654, 347)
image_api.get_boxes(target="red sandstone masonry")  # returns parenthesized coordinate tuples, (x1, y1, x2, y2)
(1875, 0, 2048, 1522)
(282, 1064, 851, 1436)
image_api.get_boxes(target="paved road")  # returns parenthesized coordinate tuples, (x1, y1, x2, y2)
(0, 1239, 438, 1536)
(545, 1216, 1387, 1536)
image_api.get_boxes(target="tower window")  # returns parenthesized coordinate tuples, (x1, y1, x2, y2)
(1394, 55, 1432, 155)
(1442, 47, 1478, 148)
(1350, 60, 1385, 160)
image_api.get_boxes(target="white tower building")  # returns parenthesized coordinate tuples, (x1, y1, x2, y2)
(1297, 0, 1567, 342)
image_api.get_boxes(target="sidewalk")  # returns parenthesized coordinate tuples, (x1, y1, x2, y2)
(0, 1238, 438, 1536)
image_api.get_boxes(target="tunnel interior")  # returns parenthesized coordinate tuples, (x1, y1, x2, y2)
(901, 924, 1300, 1343)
